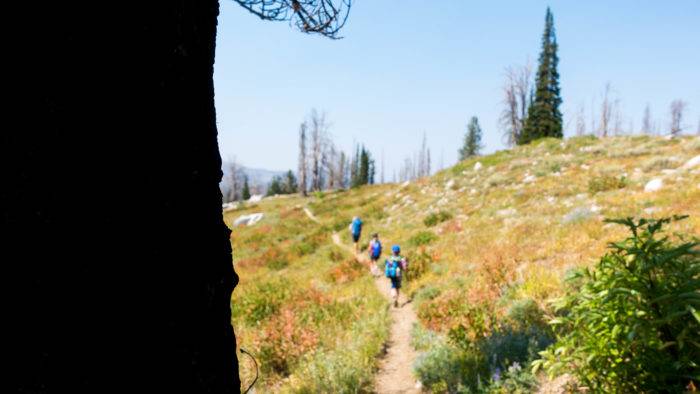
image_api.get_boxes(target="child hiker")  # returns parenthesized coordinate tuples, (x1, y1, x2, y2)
(385, 245, 408, 308)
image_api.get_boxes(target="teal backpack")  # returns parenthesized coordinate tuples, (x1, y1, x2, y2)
(385, 256, 402, 278)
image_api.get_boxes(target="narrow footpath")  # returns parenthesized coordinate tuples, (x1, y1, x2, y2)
(331, 233, 421, 394)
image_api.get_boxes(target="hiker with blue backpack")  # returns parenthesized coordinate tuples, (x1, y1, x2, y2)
(367, 233, 382, 277)
(385, 245, 408, 308)
(349, 216, 363, 253)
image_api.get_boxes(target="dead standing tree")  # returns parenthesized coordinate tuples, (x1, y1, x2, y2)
(500, 62, 532, 146)
(669, 99, 688, 136)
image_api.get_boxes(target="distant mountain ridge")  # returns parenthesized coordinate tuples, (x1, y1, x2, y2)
(220, 162, 287, 192)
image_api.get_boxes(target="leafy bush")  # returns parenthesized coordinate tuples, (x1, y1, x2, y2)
(588, 174, 628, 194)
(643, 157, 679, 172)
(533, 216, 700, 392)
(234, 278, 292, 324)
(409, 231, 438, 246)
(413, 320, 552, 393)
(405, 248, 432, 282)
(424, 211, 453, 227)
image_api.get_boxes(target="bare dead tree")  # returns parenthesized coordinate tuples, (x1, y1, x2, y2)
(612, 98, 623, 135)
(222, 157, 244, 203)
(308, 109, 329, 191)
(500, 62, 533, 146)
(298, 122, 308, 196)
(669, 99, 688, 136)
(380, 149, 385, 184)
(599, 83, 613, 137)
(233, 0, 352, 39)
(426, 148, 431, 177)
(641, 104, 652, 135)
(337, 150, 347, 188)
(576, 103, 586, 136)
(418, 132, 429, 177)
(326, 143, 337, 189)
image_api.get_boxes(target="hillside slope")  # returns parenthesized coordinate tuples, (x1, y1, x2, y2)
(225, 135, 700, 392)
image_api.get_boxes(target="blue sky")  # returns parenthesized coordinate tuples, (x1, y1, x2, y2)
(214, 0, 700, 176)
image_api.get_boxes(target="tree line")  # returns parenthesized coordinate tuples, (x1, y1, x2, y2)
(497, 8, 694, 148)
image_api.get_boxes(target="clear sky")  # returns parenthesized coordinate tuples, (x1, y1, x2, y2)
(214, 0, 700, 176)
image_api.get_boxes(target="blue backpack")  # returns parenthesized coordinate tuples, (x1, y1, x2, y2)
(351, 218, 362, 235)
(385, 257, 401, 278)
(371, 240, 382, 259)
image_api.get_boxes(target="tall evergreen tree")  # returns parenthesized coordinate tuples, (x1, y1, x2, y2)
(242, 175, 251, 200)
(519, 7, 562, 144)
(459, 116, 483, 160)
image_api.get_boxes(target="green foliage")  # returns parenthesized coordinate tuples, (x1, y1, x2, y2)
(234, 278, 291, 324)
(459, 116, 484, 160)
(424, 211, 453, 227)
(351, 145, 375, 187)
(293, 298, 389, 393)
(533, 216, 700, 392)
(409, 231, 438, 246)
(588, 174, 628, 194)
(267, 170, 298, 196)
(242, 175, 251, 200)
(414, 320, 552, 393)
(520, 7, 562, 145)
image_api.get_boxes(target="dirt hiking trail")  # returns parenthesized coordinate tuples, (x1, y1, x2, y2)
(331, 232, 421, 393)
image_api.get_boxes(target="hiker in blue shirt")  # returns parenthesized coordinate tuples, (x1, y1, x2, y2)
(385, 245, 408, 308)
(367, 233, 382, 277)
(349, 216, 363, 253)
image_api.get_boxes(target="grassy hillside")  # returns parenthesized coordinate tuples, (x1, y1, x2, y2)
(226, 135, 700, 392)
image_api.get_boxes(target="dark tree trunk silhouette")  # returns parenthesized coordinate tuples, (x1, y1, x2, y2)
(7, 1, 239, 392)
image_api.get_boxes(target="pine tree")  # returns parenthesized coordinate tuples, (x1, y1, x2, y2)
(242, 175, 251, 200)
(284, 170, 298, 194)
(266, 176, 282, 196)
(459, 116, 483, 160)
(519, 7, 562, 144)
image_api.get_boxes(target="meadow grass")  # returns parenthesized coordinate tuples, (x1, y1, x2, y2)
(226, 135, 700, 392)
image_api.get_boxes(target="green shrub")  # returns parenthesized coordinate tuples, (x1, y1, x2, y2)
(414, 335, 488, 393)
(533, 216, 700, 392)
(413, 285, 442, 307)
(405, 248, 432, 282)
(409, 231, 438, 246)
(292, 241, 315, 257)
(267, 256, 289, 270)
(588, 174, 628, 194)
(424, 211, 453, 227)
(234, 278, 291, 324)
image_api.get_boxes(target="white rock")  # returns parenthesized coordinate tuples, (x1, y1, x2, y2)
(644, 178, 663, 192)
(445, 179, 455, 189)
(233, 212, 264, 226)
(470, 188, 477, 195)
(581, 164, 590, 170)
(401, 180, 410, 187)
(552, 172, 561, 177)
(644, 207, 658, 215)
(591, 204, 602, 213)
(682, 155, 700, 169)
(473, 162, 483, 171)
(496, 208, 517, 217)
(546, 196, 556, 204)
(248, 194, 263, 202)
(523, 174, 536, 183)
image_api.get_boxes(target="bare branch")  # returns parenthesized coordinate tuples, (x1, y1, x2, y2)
(233, 0, 352, 39)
